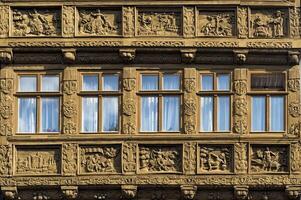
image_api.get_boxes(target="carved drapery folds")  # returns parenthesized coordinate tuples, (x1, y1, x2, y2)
(183, 7, 195, 37)
(234, 143, 248, 174)
(62, 143, 77, 176)
(62, 6, 75, 37)
(123, 6, 135, 37)
(183, 142, 196, 174)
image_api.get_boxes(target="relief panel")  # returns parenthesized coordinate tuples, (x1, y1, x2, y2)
(15, 147, 61, 175)
(250, 145, 288, 173)
(11, 8, 61, 37)
(197, 10, 235, 37)
(250, 9, 288, 38)
(198, 145, 233, 174)
(137, 9, 182, 36)
(77, 8, 121, 36)
(138, 145, 182, 173)
(80, 145, 121, 174)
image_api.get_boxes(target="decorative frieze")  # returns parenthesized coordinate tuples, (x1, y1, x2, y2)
(62, 6, 75, 37)
(12, 8, 61, 37)
(62, 143, 77, 176)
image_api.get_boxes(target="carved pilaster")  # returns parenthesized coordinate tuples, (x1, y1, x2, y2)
(62, 143, 78, 176)
(62, 6, 75, 37)
(180, 185, 197, 200)
(1, 187, 17, 200)
(183, 7, 195, 38)
(119, 49, 136, 63)
(233, 69, 248, 134)
(234, 143, 248, 174)
(234, 185, 249, 200)
(122, 142, 137, 173)
(183, 142, 196, 174)
(123, 6, 135, 37)
(181, 49, 197, 64)
(237, 7, 249, 39)
(121, 185, 137, 200)
(289, 8, 300, 38)
(61, 186, 78, 200)
(0, 6, 9, 38)
(183, 68, 197, 134)
(0, 145, 12, 176)
(62, 48, 77, 64)
(62, 68, 78, 135)
(286, 185, 301, 200)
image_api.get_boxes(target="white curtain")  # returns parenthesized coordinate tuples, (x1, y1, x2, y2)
(200, 96, 213, 131)
(42, 76, 59, 91)
(201, 75, 213, 91)
(19, 76, 36, 92)
(41, 97, 59, 132)
(270, 96, 284, 131)
(163, 96, 180, 131)
(141, 75, 158, 90)
(102, 97, 119, 131)
(252, 96, 266, 131)
(217, 74, 230, 90)
(18, 98, 36, 133)
(217, 96, 230, 131)
(82, 97, 98, 132)
(141, 96, 158, 131)
(103, 75, 119, 91)
(83, 75, 98, 91)
(163, 75, 180, 90)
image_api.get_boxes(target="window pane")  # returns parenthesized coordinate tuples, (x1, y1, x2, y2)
(83, 75, 98, 91)
(270, 96, 284, 131)
(102, 97, 119, 132)
(163, 96, 180, 131)
(41, 98, 59, 132)
(200, 96, 213, 132)
(19, 76, 37, 92)
(42, 76, 59, 92)
(103, 74, 119, 91)
(201, 75, 213, 91)
(252, 96, 266, 131)
(251, 73, 285, 90)
(163, 74, 180, 90)
(18, 98, 36, 133)
(217, 96, 230, 131)
(217, 74, 230, 91)
(141, 75, 158, 90)
(141, 96, 158, 131)
(82, 97, 98, 132)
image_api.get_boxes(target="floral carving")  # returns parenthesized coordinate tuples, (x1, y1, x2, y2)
(184, 98, 196, 116)
(288, 122, 301, 136)
(234, 143, 248, 173)
(0, 145, 12, 175)
(62, 6, 75, 37)
(123, 122, 136, 134)
(234, 80, 247, 95)
(184, 78, 196, 93)
(289, 102, 301, 117)
(0, 122, 12, 136)
(288, 79, 300, 92)
(62, 144, 77, 175)
(123, 99, 136, 116)
(234, 97, 247, 116)
(199, 145, 233, 173)
(63, 81, 77, 95)
(123, 7, 135, 37)
(183, 143, 196, 174)
(237, 7, 248, 38)
(78, 9, 121, 36)
(0, 6, 9, 37)
(123, 78, 136, 91)
(139, 146, 181, 173)
(122, 143, 137, 173)
(137, 11, 181, 36)
(63, 100, 76, 118)
(0, 100, 12, 119)
(289, 8, 300, 38)
(183, 7, 195, 37)
(63, 121, 77, 135)
(0, 79, 13, 94)
(233, 118, 247, 134)
(12, 8, 60, 37)
(291, 142, 301, 173)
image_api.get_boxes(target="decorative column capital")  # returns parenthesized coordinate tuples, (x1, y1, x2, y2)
(180, 49, 197, 63)
(288, 51, 300, 65)
(62, 48, 77, 64)
(233, 50, 248, 65)
(61, 186, 78, 200)
(119, 49, 136, 63)
(286, 185, 301, 200)
(234, 185, 249, 200)
(1, 186, 18, 200)
(0, 48, 13, 64)
(180, 185, 197, 200)
(121, 185, 137, 200)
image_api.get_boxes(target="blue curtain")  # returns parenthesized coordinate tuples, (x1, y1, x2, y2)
(200, 96, 213, 131)
(102, 97, 119, 132)
(103, 74, 119, 91)
(141, 96, 158, 131)
(217, 96, 230, 131)
(141, 75, 158, 90)
(270, 96, 284, 131)
(252, 96, 266, 131)
(18, 98, 36, 133)
(201, 75, 213, 91)
(83, 75, 98, 91)
(82, 97, 98, 132)
(42, 76, 59, 92)
(163, 75, 180, 90)
(41, 97, 59, 132)
(19, 76, 36, 92)
(163, 96, 180, 131)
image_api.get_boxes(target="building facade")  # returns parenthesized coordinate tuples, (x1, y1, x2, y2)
(0, 0, 301, 199)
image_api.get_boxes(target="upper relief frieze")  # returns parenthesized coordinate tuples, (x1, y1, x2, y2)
(12, 8, 61, 37)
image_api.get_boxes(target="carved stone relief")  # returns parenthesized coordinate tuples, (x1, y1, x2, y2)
(250, 9, 287, 38)
(77, 8, 121, 36)
(62, 143, 77, 175)
(184, 98, 196, 116)
(123, 6, 135, 37)
(0, 6, 9, 37)
(12, 8, 61, 37)
(184, 78, 196, 93)
(289, 8, 300, 38)
(62, 6, 75, 37)
(288, 79, 300, 92)
(0, 145, 12, 175)
(250, 145, 288, 173)
(123, 78, 136, 91)
(234, 143, 248, 174)
(123, 99, 136, 116)
(138, 145, 181, 173)
(80, 145, 121, 174)
(233, 80, 247, 95)
(183, 142, 196, 174)
(291, 142, 301, 173)
(198, 145, 233, 173)
(63, 80, 77, 95)
(237, 7, 248, 38)
(198, 10, 235, 37)
(63, 100, 77, 118)
(0, 78, 13, 136)
(288, 102, 301, 117)
(16, 147, 61, 175)
(288, 122, 301, 137)
(137, 10, 181, 36)
(183, 7, 195, 37)
(122, 143, 137, 173)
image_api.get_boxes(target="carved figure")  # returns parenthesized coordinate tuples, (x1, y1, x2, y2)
(253, 16, 270, 37)
(199, 146, 231, 172)
(200, 13, 233, 36)
(271, 11, 284, 37)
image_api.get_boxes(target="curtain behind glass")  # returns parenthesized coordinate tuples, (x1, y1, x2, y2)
(42, 76, 59, 92)
(18, 98, 36, 133)
(141, 75, 158, 90)
(201, 75, 213, 91)
(83, 75, 98, 91)
(217, 74, 230, 90)
(19, 76, 37, 92)
(252, 96, 266, 131)
(103, 74, 119, 91)
(270, 96, 284, 131)
(163, 75, 180, 90)
(163, 96, 180, 131)
(102, 97, 119, 132)
(141, 96, 158, 131)
(200, 96, 213, 131)
(41, 98, 59, 132)
(217, 96, 230, 131)
(82, 97, 98, 132)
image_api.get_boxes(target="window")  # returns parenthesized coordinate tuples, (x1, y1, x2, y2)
(139, 72, 181, 132)
(17, 74, 60, 133)
(80, 73, 120, 133)
(198, 73, 231, 132)
(250, 73, 285, 132)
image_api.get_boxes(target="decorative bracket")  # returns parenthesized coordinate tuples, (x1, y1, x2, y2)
(61, 186, 78, 200)
(288, 51, 300, 65)
(233, 50, 248, 65)
(119, 49, 136, 63)
(234, 185, 249, 200)
(180, 49, 197, 63)
(1, 186, 18, 200)
(286, 185, 301, 200)
(180, 185, 197, 200)
(62, 48, 77, 64)
(121, 185, 137, 200)
(0, 48, 13, 64)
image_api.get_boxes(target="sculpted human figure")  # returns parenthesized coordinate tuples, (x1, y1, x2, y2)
(271, 10, 284, 37)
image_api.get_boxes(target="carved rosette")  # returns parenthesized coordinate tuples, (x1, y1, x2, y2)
(289, 8, 300, 38)
(237, 7, 248, 38)
(183, 7, 195, 37)
(0, 6, 9, 37)
(123, 6, 135, 37)
(62, 143, 78, 175)
(291, 142, 301, 173)
(183, 142, 196, 174)
(62, 6, 75, 37)
(0, 77, 13, 136)
(122, 143, 137, 173)
(0, 145, 12, 176)
(234, 143, 248, 174)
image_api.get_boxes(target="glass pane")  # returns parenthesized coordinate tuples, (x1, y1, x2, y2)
(217, 74, 230, 91)
(18, 98, 36, 133)
(41, 98, 59, 132)
(251, 96, 266, 131)
(141, 75, 158, 90)
(19, 76, 37, 92)
(270, 96, 284, 131)
(217, 96, 230, 131)
(201, 75, 213, 91)
(102, 97, 119, 132)
(163, 74, 180, 90)
(141, 96, 158, 131)
(163, 96, 180, 131)
(82, 97, 98, 132)
(42, 76, 59, 92)
(251, 73, 285, 90)
(83, 75, 98, 91)
(103, 74, 119, 91)
(200, 96, 213, 132)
